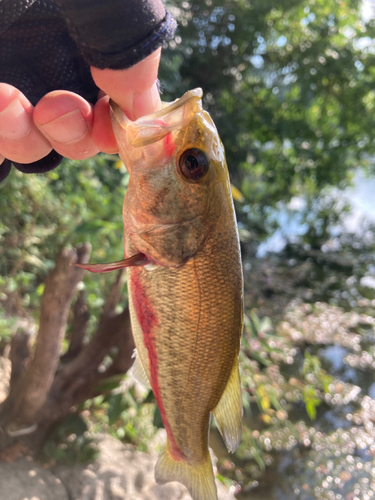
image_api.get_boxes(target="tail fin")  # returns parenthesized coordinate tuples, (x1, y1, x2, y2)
(155, 443, 217, 500)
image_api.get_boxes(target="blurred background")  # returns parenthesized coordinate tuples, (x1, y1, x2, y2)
(2, 0, 375, 498)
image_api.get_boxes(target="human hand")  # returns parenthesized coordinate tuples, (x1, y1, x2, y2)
(0, 49, 161, 165)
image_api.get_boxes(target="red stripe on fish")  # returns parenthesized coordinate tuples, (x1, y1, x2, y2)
(131, 268, 185, 461)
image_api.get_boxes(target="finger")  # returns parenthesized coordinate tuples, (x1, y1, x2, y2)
(0, 83, 52, 163)
(92, 95, 118, 153)
(91, 48, 162, 121)
(33, 91, 100, 160)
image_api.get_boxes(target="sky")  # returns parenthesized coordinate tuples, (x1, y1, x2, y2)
(362, 0, 375, 21)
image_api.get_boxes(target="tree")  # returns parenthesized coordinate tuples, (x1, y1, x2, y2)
(0, 248, 134, 452)
(0, 157, 135, 453)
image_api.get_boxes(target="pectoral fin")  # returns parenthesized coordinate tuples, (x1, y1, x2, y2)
(74, 253, 148, 273)
(212, 361, 242, 453)
(131, 350, 150, 388)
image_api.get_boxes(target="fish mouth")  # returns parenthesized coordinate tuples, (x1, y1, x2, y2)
(141, 87, 203, 120)
(110, 88, 204, 148)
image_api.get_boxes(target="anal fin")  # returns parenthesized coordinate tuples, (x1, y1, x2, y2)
(212, 361, 242, 453)
(155, 443, 217, 500)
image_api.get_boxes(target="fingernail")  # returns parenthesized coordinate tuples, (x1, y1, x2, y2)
(0, 99, 31, 139)
(40, 109, 88, 144)
(133, 83, 161, 120)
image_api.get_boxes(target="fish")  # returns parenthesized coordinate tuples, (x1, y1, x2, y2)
(76, 88, 243, 500)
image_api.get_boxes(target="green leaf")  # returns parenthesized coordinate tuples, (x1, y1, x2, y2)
(252, 445, 265, 472)
(153, 406, 164, 429)
(303, 385, 321, 421)
(107, 393, 125, 426)
(95, 374, 126, 393)
(306, 400, 319, 420)
(61, 413, 88, 437)
(142, 390, 156, 404)
(249, 311, 261, 334)
(259, 317, 273, 333)
(250, 350, 272, 367)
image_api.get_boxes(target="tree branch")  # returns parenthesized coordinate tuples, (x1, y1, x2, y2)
(27, 307, 134, 450)
(5, 244, 91, 428)
(102, 269, 126, 316)
(64, 308, 134, 402)
(0, 247, 135, 452)
(46, 269, 134, 411)
(104, 315, 135, 377)
(9, 330, 31, 384)
(61, 290, 89, 363)
(51, 307, 131, 399)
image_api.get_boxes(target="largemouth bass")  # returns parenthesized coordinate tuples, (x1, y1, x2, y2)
(77, 89, 243, 500)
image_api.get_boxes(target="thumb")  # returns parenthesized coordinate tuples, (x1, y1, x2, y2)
(90, 49, 161, 121)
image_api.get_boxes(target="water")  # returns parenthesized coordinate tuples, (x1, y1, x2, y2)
(320, 345, 348, 373)
(218, 300, 375, 499)
(257, 171, 375, 257)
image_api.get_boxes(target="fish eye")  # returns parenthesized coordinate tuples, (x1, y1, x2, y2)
(178, 148, 209, 181)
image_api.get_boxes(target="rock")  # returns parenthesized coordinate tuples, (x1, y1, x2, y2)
(0, 430, 234, 500)
(0, 458, 69, 500)
(53, 434, 236, 500)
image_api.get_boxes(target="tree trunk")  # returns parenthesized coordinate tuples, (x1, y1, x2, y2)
(0, 245, 134, 453)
